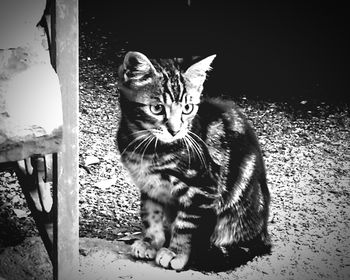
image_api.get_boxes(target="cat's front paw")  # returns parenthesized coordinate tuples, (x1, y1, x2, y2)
(131, 240, 157, 260)
(155, 248, 189, 271)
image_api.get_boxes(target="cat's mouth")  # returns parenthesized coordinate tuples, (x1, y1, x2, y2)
(151, 129, 186, 143)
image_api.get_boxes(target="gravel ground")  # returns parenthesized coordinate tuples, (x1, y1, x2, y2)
(78, 64, 350, 279)
(1, 9, 350, 280)
(77, 18, 350, 279)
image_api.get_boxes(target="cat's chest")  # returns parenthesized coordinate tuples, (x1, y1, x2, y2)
(122, 153, 178, 203)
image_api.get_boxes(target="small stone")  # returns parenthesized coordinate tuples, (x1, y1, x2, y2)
(85, 155, 100, 166)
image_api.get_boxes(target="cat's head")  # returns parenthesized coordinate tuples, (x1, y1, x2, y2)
(118, 51, 216, 143)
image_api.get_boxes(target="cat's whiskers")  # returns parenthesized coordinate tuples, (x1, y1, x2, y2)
(185, 134, 207, 169)
(188, 131, 210, 168)
(154, 137, 159, 158)
(129, 134, 154, 159)
(191, 138, 207, 169)
(140, 135, 155, 167)
(188, 131, 209, 151)
(119, 132, 149, 157)
(131, 130, 150, 136)
(182, 138, 191, 167)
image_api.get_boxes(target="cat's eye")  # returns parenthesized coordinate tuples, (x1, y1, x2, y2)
(150, 104, 165, 115)
(182, 104, 194, 115)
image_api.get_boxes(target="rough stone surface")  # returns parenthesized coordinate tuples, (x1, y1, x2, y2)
(0, 1, 62, 163)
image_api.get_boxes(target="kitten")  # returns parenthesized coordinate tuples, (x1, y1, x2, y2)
(116, 51, 271, 271)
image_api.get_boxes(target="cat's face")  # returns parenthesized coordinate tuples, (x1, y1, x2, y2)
(118, 52, 216, 143)
(143, 93, 199, 143)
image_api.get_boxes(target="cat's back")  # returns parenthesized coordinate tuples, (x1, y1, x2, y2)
(196, 97, 264, 163)
(198, 98, 253, 137)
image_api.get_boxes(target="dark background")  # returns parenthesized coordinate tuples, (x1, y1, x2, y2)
(80, 0, 349, 103)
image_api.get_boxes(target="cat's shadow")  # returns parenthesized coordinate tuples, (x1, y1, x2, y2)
(191, 245, 272, 273)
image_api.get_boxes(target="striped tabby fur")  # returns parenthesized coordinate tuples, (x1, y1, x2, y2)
(117, 51, 270, 271)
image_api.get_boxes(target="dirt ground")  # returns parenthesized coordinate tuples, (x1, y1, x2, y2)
(1, 229, 350, 280)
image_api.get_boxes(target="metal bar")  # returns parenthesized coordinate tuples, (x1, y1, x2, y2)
(54, 0, 79, 279)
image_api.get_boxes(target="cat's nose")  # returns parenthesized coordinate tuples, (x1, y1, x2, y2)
(168, 127, 180, 136)
(166, 123, 180, 136)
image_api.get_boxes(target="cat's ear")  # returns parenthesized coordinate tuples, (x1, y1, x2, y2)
(184, 54, 216, 92)
(119, 51, 157, 85)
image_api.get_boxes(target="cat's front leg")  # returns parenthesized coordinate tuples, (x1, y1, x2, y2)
(155, 214, 193, 271)
(131, 196, 168, 260)
(155, 188, 202, 270)
(155, 182, 215, 270)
